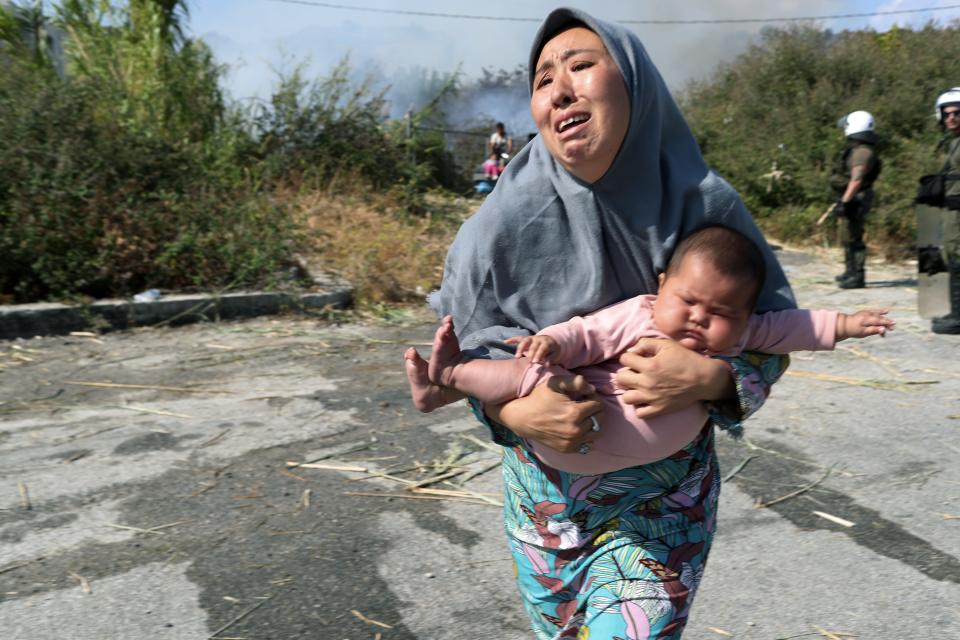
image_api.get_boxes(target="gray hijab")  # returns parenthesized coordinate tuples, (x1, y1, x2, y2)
(431, 7, 795, 357)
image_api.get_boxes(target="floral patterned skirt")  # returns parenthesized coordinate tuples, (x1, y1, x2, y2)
(502, 425, 719, 640)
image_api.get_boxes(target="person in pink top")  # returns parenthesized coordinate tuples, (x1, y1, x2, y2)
(482, 151, 502, 180)
(405, 225, 893, 474)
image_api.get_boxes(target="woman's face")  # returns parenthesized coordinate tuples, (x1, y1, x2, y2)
(530, 27, 630, 183)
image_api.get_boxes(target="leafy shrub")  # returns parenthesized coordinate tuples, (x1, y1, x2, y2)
(0, 58, 297, 301)
(252, 62, 404, 190)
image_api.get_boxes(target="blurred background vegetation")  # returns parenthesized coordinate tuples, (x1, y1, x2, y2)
(680, 23, 960, 259)
(0, 0, 471, 305)
(1, 1, 958, 305)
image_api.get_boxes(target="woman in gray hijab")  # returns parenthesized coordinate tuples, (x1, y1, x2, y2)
(424, 8, 795, 638)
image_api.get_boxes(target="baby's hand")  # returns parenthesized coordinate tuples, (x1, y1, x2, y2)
(505, 335, 560, 364)
(838, 309, 895, 340)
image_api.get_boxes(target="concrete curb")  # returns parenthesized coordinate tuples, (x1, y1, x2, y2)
(0, 286, 353, 341)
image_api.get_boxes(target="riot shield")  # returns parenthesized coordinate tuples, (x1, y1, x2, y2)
(917, 204, 950, 318)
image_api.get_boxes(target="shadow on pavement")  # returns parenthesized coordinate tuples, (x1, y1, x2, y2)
(867, 277, 918, 288)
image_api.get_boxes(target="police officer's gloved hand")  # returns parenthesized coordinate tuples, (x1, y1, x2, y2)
(833, 200, 848, 218)
(834, 199, 861, 218)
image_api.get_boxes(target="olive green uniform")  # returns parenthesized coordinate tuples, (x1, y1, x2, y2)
(933, 133, 960, 333)
(830, 142, 879, 287)
(942, 135, 960, 260)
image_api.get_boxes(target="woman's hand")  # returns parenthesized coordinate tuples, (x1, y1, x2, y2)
(616, 338, 734, 419)
(485, 375, 603, 453)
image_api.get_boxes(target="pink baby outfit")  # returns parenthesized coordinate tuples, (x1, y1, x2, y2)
(517, 295, 838, 474)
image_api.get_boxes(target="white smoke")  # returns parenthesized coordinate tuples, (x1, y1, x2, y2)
(194, 0, 960, 128)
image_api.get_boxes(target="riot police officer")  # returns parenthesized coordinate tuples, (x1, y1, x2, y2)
(931, 88, 960, 334)
(830, 111, 881, 289)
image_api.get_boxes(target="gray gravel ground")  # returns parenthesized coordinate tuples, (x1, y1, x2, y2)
(1, 244, 958, 640)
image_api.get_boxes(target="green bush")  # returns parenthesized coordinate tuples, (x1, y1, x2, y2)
(0, 58, 297, 301)
(0, 0, 467, 303)
(252, 62, 403, 190)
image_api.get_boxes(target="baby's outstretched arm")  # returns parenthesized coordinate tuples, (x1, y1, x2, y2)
(836, 309, 895, 341)
(505, 334, 560, 364)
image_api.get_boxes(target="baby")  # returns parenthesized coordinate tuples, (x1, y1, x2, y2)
(405, 225, 894, 474)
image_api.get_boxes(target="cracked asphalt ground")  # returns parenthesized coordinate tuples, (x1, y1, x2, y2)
(1, 244, 959, 640)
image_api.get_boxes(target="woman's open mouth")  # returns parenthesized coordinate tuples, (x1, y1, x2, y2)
(557, 113, 590, 134)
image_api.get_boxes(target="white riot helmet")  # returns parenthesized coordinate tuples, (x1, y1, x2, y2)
(838, 110, 875, 137)
(935, 87, 960, 122)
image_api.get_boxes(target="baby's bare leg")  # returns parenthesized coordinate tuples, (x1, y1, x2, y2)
(427, 316, 531, 402)
(405, 347, 466, 413)
(427, 316, 463, 386)
(445, 356, 531, 404)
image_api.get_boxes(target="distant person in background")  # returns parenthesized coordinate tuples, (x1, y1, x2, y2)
(931, 88, 960, 334)
(488, 121, 513, 171)
(830, 110, 881, 290)
(482, 150, 502, 180)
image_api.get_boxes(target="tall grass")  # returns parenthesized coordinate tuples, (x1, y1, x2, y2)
(295, 187, 469, 303)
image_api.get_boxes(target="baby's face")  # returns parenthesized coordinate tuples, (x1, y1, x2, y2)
(652, 253, 754, 353)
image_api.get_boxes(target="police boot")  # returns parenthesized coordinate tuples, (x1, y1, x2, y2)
(838, 246, 866, 289)
(834, 244, 854, 282)
(931, 261, 960, 334)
